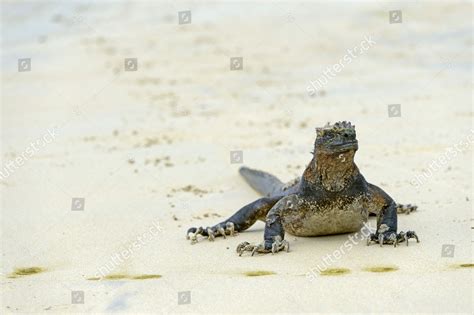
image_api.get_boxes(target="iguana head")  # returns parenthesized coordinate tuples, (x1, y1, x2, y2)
(314, 121, 358, 154)
(304, 121, 359, 191)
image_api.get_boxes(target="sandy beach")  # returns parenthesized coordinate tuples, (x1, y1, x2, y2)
(1, 1, 473, 313)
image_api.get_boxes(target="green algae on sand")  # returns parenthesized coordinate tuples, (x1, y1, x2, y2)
(244, 270, 276, 277)
(89, 274, 162, 280)
(363, 266, 398, 273)
(8, 267, 45, 278)
(104, 274, 128, 280)
(131, 274, 162, 280)
(86, 277, 101, 281)
(452, 263, 474, 269)
(319, 268, 351, 276)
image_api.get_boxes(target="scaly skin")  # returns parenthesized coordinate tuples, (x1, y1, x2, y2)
(187, 121, 419, 255)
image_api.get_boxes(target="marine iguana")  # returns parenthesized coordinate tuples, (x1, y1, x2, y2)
(187, 121, 419, 255)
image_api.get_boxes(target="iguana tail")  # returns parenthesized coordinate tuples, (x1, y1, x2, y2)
(239, 166, 284, 197)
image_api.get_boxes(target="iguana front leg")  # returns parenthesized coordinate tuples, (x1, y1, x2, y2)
(237, 195, 296, 256)
(366, 183, 419, 247)
(186, 196, 280, 243)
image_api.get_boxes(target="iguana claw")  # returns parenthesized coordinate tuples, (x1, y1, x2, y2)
(395, 230, 419, 247)
(226, 222, 238, 236)
(396, 203, 418, 215)
(236, 236, 289, 256)
(367, 230, 419, 247)
(207, 228, 215, 241)
(271, 236, 290, 254)
(217, 226, 226, 239)
(186, 227, 204, 244)
(187, 222, 238, 244)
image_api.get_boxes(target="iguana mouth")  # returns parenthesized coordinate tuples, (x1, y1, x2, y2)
(320, 140, 358, 154)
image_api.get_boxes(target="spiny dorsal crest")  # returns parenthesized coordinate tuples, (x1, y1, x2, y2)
(315, 121, 355, 137)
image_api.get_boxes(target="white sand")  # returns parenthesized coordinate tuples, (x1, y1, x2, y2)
(1, 1, 472, 313)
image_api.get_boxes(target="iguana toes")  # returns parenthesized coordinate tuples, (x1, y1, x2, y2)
(187, 121, 419, 255)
